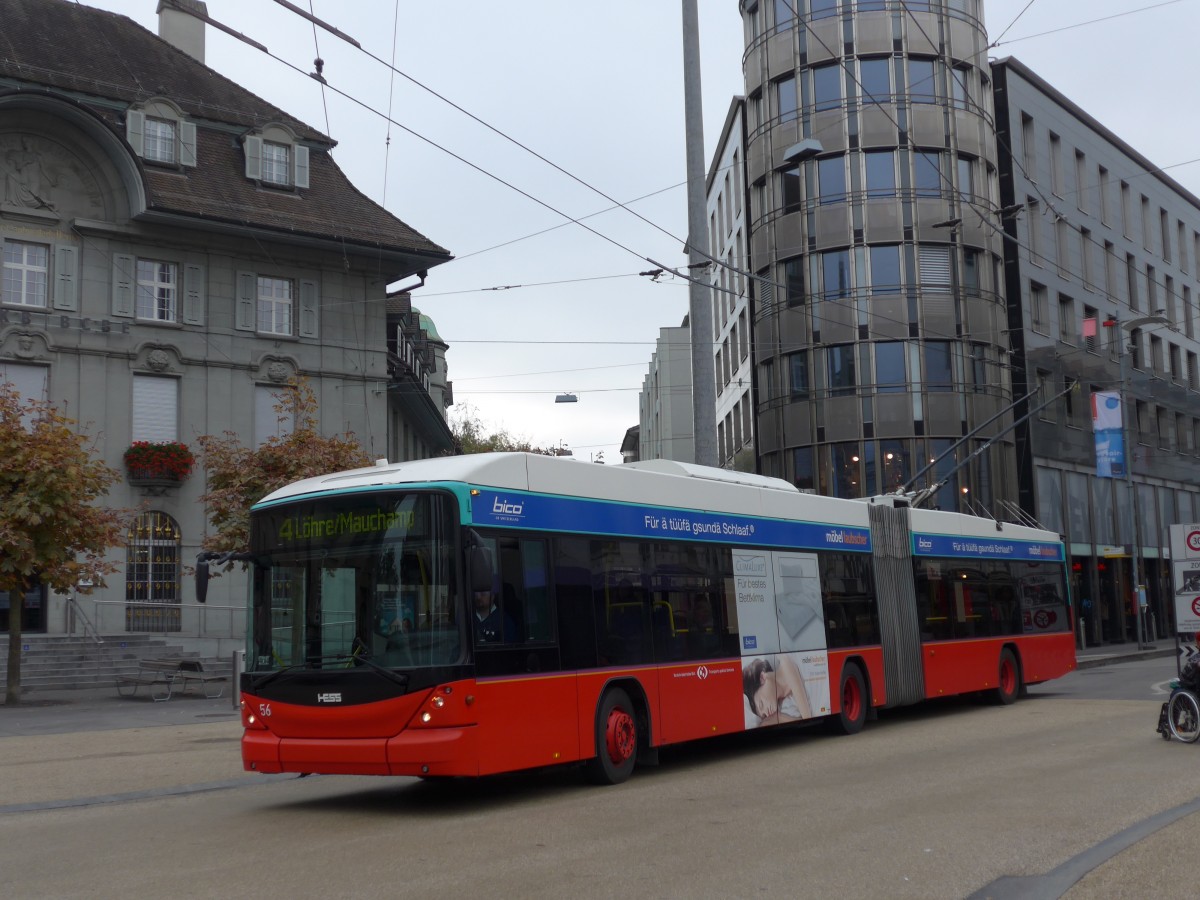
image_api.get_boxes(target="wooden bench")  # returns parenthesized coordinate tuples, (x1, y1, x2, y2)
(115, 658, 227, 701)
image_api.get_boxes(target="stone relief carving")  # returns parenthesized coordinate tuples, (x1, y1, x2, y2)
(0, 133, 105, 217)
(267, 362, 291, 383)
(135, 344, 181, 373)
(0, 330, 49, 360)
(146, 349, 171, 372)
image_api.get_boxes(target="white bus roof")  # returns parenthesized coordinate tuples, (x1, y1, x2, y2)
(255, 452, 1059, 544)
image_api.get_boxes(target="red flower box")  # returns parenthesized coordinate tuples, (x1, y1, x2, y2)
(123, 441, 195, 482)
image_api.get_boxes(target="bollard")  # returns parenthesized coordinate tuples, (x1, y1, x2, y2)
(231, 648, 245, 709)
(1077, 617, 1087, 651)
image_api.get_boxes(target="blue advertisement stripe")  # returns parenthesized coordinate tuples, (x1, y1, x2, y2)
(471, 490, 872, 553)
(912, 533, 1064, 562)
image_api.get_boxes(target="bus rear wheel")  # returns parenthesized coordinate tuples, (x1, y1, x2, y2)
(830, 663, 867, 735)
(991, 648, 1020, 705)
(586, 687, 637, 785)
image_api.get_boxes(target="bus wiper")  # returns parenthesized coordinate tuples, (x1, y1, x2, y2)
(253, 662, 310, 689)
(339, 650, 410, 687)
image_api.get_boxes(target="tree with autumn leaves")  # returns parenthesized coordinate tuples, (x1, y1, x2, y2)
(196, 379, 371, 556)
(0, 386, 125, 705)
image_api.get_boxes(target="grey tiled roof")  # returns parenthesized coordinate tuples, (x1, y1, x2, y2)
(0, 0, 451, 264)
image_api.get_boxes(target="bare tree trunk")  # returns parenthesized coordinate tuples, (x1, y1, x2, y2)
(5, 592, 22, 705)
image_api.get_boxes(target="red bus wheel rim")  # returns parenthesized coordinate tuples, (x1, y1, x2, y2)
(605, 707, 636, 764)
(1000, 658, 1016, 695)
(842, 675, 861, 721)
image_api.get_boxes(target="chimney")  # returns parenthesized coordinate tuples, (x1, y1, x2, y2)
(157, 0, 207, 64)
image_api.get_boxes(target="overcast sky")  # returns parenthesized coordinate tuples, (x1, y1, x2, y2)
(82, 1, 1200, 464)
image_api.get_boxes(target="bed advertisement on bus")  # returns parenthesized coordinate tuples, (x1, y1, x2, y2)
(732, 549, 831, 731)
(1169, 523, 1200, 635)
(470, 489, 871, 553)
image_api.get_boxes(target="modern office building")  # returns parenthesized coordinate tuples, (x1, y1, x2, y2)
(639, 320, 695, 463)
(706, 98, 756, 471)
(0, 0, 451, 650)
(731, 0, 1200, 645)
(993, 58, 1200, 646)
(739, 0, 1014, 511)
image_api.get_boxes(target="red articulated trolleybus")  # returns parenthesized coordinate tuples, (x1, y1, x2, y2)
(231, 452, 1075, 785)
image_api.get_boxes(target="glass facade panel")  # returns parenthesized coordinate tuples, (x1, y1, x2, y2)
(875, 342, 906, 392)
(924, 341, 953, 391)
(813, 64, 841, 112)
(870, 245, 901, 289)
(909, 58, 936, 104)
(1036, 467, 1064, 534)
(859, 57, 891, 100)
(865, 151, 896, 198)
(827, 344, 857, 396)
(823, 250, 851, 299)
(818, 156, 847, 204)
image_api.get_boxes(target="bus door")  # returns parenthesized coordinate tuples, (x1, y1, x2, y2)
(471, 534, 579, 774)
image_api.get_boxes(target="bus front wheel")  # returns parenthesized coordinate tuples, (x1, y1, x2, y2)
(830, 663, 868, 735)
(991, 648, 1020, 705)
(586, 687, 637, 785)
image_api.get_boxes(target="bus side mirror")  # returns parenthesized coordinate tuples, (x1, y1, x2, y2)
(469, 547, 493, 593)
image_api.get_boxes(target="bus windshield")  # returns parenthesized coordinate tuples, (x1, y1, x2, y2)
(246, 491, 461, 672)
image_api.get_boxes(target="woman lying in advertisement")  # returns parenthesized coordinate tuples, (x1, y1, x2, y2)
(742, 655, 813, 726)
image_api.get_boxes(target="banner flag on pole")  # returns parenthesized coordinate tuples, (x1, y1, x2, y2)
(1091, 390, 1125, 478)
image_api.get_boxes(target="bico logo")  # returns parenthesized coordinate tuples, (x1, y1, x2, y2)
(492, 496, 524, 517)
(1187, 530, 1200, 552)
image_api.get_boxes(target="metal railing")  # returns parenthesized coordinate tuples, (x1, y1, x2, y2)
(65, 596, 104, 644)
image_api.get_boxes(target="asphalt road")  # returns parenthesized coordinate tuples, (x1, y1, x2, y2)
(1, 658, 1197, 900)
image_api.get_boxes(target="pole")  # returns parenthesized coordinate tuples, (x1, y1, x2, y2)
(1116, 314, 1145, 649)
(681, 0, 717, 467)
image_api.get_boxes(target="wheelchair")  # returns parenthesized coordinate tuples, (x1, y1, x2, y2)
(1159, 685, 1200, 743)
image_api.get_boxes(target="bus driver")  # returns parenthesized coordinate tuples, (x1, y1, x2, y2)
(473, 589, 516, 644)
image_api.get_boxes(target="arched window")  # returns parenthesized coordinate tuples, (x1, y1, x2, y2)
(125, 511, 181, 633)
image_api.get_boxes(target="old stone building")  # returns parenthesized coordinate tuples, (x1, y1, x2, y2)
(0, 0, 451, 653)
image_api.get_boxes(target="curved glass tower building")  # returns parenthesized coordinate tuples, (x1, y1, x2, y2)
(741, 0, 1014, 512)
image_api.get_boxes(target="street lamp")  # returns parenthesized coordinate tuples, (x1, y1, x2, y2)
(1105, 311, 1169, 649)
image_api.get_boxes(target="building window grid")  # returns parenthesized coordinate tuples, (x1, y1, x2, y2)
(1, 241, 49, 307)
(135, 260, 178, 322)
(261, 141, 290, 186)
(1030, 281, 1048, 332)
(256, 276, 293, 335)
(143, 117, 176, 164)
(125, 511, 182, 633)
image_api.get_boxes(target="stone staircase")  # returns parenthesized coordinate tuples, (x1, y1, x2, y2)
(0, 634, 233, 695)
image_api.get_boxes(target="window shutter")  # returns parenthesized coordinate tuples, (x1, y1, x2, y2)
(293, 145, 310, 189)
(244, 135, 262, 180)
(235, 271, 257, 331)
(53, 244, 78, 311)
(0, 362, 48, 403)
(254, 384, 296, 446)
(183, 263, 205, 325)
(298, 278, 319, 338)
(132, 375, 179, 442)
(112, 253, 135, 317)
(919, 246, 952, 288)
(179, 121, 197, 167)
(126, 110, 145, 156)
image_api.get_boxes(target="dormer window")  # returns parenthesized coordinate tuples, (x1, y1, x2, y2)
(144, 118, 177, 164)
(261, 142, 290, 186)
(244, 125, 310, 189)
(125, 100, 195, 167)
